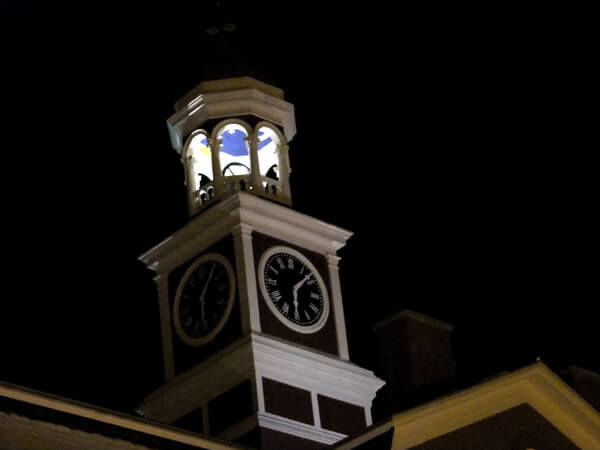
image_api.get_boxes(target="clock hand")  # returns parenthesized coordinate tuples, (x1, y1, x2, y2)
(292, 288, 299, 318)
(293, 273, 311, 293)
(198, 264, 216, 330)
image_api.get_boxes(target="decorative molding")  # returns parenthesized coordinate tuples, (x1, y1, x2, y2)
(139, 192, 353, 274)
(167, 81, 296, 153)
(258, 412, 347, 446)
(251, 333, 384, 408)
(154, 273, 175, 380)
(389, 362, 600, 449)
(137, 332, 384, 425)
(232, 223, 261, 333)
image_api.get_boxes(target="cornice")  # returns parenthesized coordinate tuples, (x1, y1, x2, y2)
(167, 87, 296, 152)
(137, 332, 384, 423)
(139, 193, 353, 273)
(251, 333, 385, 406)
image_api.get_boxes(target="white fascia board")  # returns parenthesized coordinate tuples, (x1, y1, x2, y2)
(139, 193, 353, 273)
(251, 333, 385, 407)
(167, 89, 296, 152)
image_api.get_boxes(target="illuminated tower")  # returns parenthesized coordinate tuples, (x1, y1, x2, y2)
(137, 77, 384, 449)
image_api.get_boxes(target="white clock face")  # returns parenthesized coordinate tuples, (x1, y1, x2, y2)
(173, 253, 236, 346)
(258, 246, 329, 334)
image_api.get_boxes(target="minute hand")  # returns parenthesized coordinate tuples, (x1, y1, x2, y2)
(293, 274, 311, 293)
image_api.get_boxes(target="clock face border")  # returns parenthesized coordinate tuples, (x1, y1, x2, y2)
(173, 253, 236, 347)
(258, 245, 330, 334)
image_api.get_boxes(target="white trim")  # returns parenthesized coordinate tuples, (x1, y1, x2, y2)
(0, 383, 240, 450)
(255, 374, 266, 413)
(258, 412, 347, 445)
(154, 273, 175, 380)
(139, 192, 353, 274)
(167, 82, 296, 153)
(257, 246, 330, 334)
(252, 333, 384, 408)
(138, 333, 384, 425)
(326, 253, 349, 360)
(172, 253, 236, 347)
(364, 405, 372, 427)
(389, 362, 600, 449)
(311, 391, 321, 428)
(232, 224, 261, 333)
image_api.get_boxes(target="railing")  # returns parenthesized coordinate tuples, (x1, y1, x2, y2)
(192, 175, 288, 214)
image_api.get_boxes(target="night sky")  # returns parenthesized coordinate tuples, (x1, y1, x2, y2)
(2, 1, 596, 418)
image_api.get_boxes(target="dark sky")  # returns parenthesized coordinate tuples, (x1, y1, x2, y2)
(1, 1, 596, 417)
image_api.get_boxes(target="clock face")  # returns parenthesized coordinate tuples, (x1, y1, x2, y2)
(173, 253, 235, 346)
(259, 246, 329, 333)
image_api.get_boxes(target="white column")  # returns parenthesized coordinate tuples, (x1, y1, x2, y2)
(232, 223, 261, 334)
(364, 403, 373, 426)
(209, 137, 224, 198)
(326, 254, 349, 360)
(311, 391, 322, 428)
(184, 154, 197, 216)
(154, 273, 175, 380)
(254, 374, 265, 413)
(278, 143, 291, 203)
(248, 132, 261, 190)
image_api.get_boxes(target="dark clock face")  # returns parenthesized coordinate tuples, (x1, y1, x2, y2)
(174, 255, 235, 345)
(262, 251, 325, 327)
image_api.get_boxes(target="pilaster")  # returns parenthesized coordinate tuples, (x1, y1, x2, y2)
(232, 223, 261, 334)
(154, 273, 175, 380)
(326, 253, 350, 360)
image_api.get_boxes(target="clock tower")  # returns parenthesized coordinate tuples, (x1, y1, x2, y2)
(137, 77, 384, 449)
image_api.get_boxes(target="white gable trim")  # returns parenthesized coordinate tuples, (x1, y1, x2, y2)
(389, 362, 600, 449)
(0, 383, 240, 450)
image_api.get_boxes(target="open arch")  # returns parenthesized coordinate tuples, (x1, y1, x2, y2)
(255, 123, 285, 180)
(212, 119, 253, 177)
(183, 130, 213, 193)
